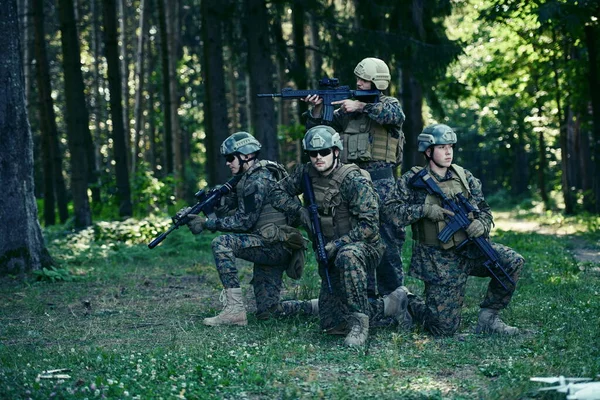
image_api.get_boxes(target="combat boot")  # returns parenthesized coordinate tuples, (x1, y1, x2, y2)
(343, 312, 369, 347)
(383, 286, 413, 330)
(475, 308, 519, 335)
(309, 299, 319, 316)
(203, 288, 247, 326)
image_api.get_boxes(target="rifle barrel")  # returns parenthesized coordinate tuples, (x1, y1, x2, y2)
(257, 93, 282, 98)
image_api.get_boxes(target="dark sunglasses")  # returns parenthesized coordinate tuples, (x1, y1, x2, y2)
(224, 154, 236, 163)
(307, 148, 332, 158)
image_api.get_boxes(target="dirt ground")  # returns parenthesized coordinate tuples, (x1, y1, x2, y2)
(493, 211, 600, 265)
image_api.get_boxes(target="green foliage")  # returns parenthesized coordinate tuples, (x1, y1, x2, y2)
(32, 266, 77, 283)
(130, 162, 178, 217)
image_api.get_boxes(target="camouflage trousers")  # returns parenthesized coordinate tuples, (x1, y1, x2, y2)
(408, 242, 524, 336)
(370, 174, 405, 297)
(318, 242, 380, 332)
(211, 234, 291, 316)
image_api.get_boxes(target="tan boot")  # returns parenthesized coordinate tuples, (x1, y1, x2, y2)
(310, 299, 319, 316)
(383, 286, 413, 330)
(203, 288, 247, 326)
(475, 308, 519, 335)
(343, 313, 369, 347)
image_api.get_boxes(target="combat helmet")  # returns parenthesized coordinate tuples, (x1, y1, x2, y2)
(417, 124, 457, 152)
(354, 57, 391, 90)
(220, 132, 262, 156)
(302, 125, 343, 151)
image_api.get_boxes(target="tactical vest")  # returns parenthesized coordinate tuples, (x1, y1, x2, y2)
(238, 160, 288, 230)
(411, 165, 471, 250)
(307, 163, 369, 241)
(341, 113, 398, 164)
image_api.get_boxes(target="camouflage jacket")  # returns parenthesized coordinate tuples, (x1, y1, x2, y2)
(382, 165, 494, 236)
(270, 163, 381, 249)
(305, 94, 406, 169)
(204, 162, 285, 233)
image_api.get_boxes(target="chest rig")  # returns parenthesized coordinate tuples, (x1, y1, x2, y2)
(341, 111, 398, 164)
(307, 164, 365, 241)
(412, 165, 471, 249)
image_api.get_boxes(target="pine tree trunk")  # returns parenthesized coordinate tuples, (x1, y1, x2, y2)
(57, 0, 93, 227)
(585, 24, 600, 214)
(244, 0, 278, 160)
(89, 0, 103, 206)
(292, 0, 307, 122)
(119, 0, 131, 165)
(132, 0, 149, 175)
(201, 0, 230, 186)
(0, 0, 54, 276)
(157, 0, 173, 174)
(103, 0, 132, 217)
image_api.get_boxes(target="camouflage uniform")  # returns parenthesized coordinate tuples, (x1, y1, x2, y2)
(306, 94, 406, 297)
(383, 165, 524, 336)
(204, 161, 301, 318)
(271, 162, 384, 331)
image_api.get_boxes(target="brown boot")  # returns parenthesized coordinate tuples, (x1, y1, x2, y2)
(343, 313, 369, 347)
(475, 308, 519, 335)
(203, 288, 248, 326)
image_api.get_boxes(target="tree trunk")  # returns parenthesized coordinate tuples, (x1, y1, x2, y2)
(57, 0, 93, 227)
(585, 24, 600, 213)
(89, 0, 102, 206)
(103, 0, 132, 217)
(201, 0, 230, 186)
(164, 0, 183, 197)
(0, 0, 54, 276)
(291, 0, 308, 122)
(118, 0, 131, 164)
(244, 0, 278, 160)
(132, 0, 149, 175)
(401, 68, 424, 171)
(308, 11, 322, 87)
(33, 0, 66, 226)
(157, 0, 173, 174)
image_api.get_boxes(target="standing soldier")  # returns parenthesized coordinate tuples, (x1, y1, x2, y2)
(382, 124, 524, 336)
(271, 125, 411, 347)
(304, 57, 405, 300)
(184, 132, 308, 326)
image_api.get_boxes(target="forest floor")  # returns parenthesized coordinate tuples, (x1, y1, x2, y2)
(1, 212, 599, 399)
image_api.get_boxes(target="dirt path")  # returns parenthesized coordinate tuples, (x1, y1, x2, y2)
(493, 212, 600, 265)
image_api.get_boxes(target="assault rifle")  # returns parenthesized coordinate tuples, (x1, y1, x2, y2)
(409, 168, 516, 290)
(257, 77, 380, 122)
(148, 175, 241, 249)
(302, 171, 333, 293)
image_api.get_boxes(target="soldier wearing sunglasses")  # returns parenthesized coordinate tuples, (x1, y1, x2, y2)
(183, 132, 311, 326)
(271, 126, 412, 347)
(304, 57, 406, 308)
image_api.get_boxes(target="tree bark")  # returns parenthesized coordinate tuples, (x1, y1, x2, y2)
(157, 0, 173, 174)
(89, 0, 102, 206)
(201, 0, 230, 186)
(57, 0, 93, 227)
(103, 0, 132, 217)
(244, 0, 278, 160)
(132, 0, 149, 175)
(291, 0, 308, 122)
(164, 0, 183, 196)
(401, 68, 424, 171)
(0, 0, 54, 276)
(585, 24, 600, 213)
(119, 0, 131, 164)
(308, 11, 322, 87)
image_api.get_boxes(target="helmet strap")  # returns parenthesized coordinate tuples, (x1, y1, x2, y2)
(237, 153, 258, 173)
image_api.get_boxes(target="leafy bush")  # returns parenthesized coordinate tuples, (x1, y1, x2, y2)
(32, 266, 76, 282)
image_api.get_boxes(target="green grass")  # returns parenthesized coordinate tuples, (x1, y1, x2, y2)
(1, 216, 599, 399)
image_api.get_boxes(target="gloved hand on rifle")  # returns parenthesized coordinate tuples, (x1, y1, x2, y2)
(466, 219, 485, 238)
(324, 242, 338, 261)
(175, 206, 192, 222)
(299, 207, 311, 230)
(423, 204, 455, 222)
(187, 214, 207, 235)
